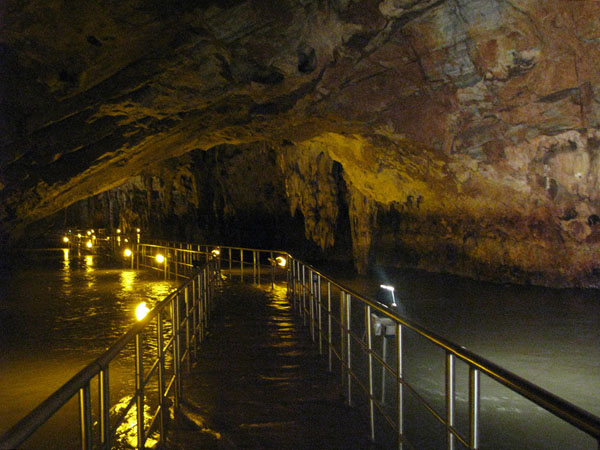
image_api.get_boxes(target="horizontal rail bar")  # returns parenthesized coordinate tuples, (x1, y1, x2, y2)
(289, 256, 600, 441)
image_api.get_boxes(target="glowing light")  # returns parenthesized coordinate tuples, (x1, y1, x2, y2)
(77, 233, 82, 238)
(380, 285, 397, 307)
(124, 249, 132, 257)
(156, 254, 165, 264)
(116, 228, 121, 234)
(136, 228, 141, 233)
(63, 236, 69, 243)
(275, 256, 287, 267)
(211, 248, 220, 256)
(87, 231, 91, 236)
(124, 238, 129, 243)
(86, 240, 93, 249)
(136, 302, 150, 321)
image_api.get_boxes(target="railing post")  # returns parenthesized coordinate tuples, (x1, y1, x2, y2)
(346, 293, 352, 406)
(291, 259, 296, 306)
(157, 312, 166, 444)
(240, 249, 244, 283)
(203, 268, 209, 331)
(340, 291, 346, 390)
(327, 281, 332, 372)
(184, 287, 191, 372)
(192, 275, 199, 355)
(229, 247, 232, 276)
(256, 251, 260, 284)
(302, 265, 307, 325)
(172, 295, 182, 408)
(309, 269, 315, 341)
(135, 333, 145, 449)
(469, 367, 480, 449)
(397, 323, 404, 449)
(366, 305, 375, 442)
(270, 251, 275, 285)
(99, 368, 110, 449)
(317, 274, 322, 354)
(446, 352, 455, 450)
(79, 383, 92, 450)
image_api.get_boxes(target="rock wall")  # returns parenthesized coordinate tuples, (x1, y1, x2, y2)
(4, 0, 600, 286)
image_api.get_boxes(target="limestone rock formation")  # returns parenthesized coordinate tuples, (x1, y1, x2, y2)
(3, 0, 600, 286)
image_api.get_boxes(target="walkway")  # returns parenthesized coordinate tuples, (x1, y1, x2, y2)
(167, 282, 381, 449)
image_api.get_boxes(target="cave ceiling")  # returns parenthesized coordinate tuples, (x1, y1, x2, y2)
(3, 0, 600, 286)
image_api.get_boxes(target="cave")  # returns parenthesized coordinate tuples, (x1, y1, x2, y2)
(3, 0, 600, 288)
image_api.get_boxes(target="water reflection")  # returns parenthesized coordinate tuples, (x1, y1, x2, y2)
(111, 395, 159, 449)
(120, 270, 136, 292)
(0, 250, 180, 437)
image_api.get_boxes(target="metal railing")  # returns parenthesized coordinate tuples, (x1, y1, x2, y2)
(287, 256, 600, 450)
(0, 243, 219, 450)
(5, 238, 600, 449)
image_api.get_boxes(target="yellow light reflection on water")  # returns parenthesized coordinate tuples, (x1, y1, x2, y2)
(120, 271, 135, 291)
(111, 395, 159, 448)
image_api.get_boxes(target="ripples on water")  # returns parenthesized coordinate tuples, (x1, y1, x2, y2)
(324, 264, 600, 449)
(0, 249, 179, 442)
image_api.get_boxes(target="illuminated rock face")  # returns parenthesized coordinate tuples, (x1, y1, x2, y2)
(3, 0, 600, 286)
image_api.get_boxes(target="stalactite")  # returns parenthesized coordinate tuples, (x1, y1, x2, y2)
(346, 181, 378, 274)
(279, 144, 339, 250)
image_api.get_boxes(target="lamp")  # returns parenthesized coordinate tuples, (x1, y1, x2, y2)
(275, 256, 287, 268)
(380, 284, 397, 307)
(136, 302, 150, 321)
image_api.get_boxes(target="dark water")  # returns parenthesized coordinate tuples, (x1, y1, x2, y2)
(1, 250, 599, 449)
(0, 249, 179, 440)
(326, 265, 600, 449)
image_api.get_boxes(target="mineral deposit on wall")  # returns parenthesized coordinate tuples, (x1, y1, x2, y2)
(2, 0, 600, 286)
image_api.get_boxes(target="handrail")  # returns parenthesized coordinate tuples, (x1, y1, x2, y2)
(0, 243, 219, 450)
(286, 255, 600, 449)
(6, 239, 599, 450)
(141, 240, 600, 444)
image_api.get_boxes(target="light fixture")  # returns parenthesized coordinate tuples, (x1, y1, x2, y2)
(124, 238, 128, 243)
(77, 233, 82, 238)
(136, 302, 150, 321)
(124, 249, 132, 257)
(211, 248, 220, 256)
(136, 228, 141, 233)
(87, 230, 91, 236)
(63, 236, 69, 243)
(380, 284, 397, 307)
(156, 254, 165, 264)
(275, 256, 287, 267)
(116, 228, 121, 234)
(86, 240, 93, 249)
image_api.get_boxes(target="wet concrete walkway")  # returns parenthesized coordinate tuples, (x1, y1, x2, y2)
(167, 282, 380, 449)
